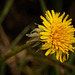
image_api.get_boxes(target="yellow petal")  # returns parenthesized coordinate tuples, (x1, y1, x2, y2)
(63, 14, 69, 22)
(67, 53, 69, 60)
(59, 12, 65, 22)
(46, 10, 53, 23)
(45, 13, 53, 23)
(56, 12, 60, 18)
(38, 25, 49, 31)
(50, 49, 55, 54)
(42, 21, 50, 30)
(40, 32, 50, 35)
(60, 52, 63, 62)
(63, 54, 66, 62)
(40, 36, 49, 39)
(45, 49, 51, 56)
(42, 42, 51, 49)
(51, 10, 55, 18)
(40, 15, 50, 27)
(67, 18, 72, 23)
(56, 51, 60, 60)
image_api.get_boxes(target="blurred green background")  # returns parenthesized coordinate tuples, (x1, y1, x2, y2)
(0, 0, 75, 75)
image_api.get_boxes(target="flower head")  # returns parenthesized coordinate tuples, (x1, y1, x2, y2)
(38, 10, 75, 62)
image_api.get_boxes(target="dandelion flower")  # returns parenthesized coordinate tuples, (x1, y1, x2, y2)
(38, 10, 75, 62)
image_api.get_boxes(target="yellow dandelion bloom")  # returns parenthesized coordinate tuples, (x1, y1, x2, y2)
(38, 10, 75, 62)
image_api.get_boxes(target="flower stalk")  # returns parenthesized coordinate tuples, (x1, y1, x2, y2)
(0, 42, 33, 64)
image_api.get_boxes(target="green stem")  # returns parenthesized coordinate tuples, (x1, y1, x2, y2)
(67, 52, 75, 64)
(0, 0, 14, 74)
(54, 66, 60, 75)
(72, 67, 75, 75)
(18, 54, 27, 75)
(9, 25, 30, 49)
(0, 62, 6, 75)
(0, 0, 14, 24)
(34, 56, 59, 68)
(39, 0, 47, 15)
(64, 52, 75, 75)
(0, 42, 33, 64)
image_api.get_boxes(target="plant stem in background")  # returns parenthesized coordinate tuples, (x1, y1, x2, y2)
(9, 25, 31, 49)
(0, 25, 10, 48)
(0, 0, 14, 24)
(0, 0, 14, 75)
(39, 0, 47, 15)
(72, 67, 75, 75)
(0, 41, 74, 70)
(18, 54, 27, 75)
(0, 63, 6, 75)
(0, 42, 33, 64)
(64, 52, 75, 75)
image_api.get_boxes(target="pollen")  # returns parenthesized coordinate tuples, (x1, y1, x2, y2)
(38, 10, 75, 62)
